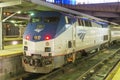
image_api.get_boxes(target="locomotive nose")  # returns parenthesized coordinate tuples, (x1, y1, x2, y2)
(23, 56, 43, 67)
(29, 59, 42, 67)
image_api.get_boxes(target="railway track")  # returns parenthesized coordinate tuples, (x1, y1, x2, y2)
(76, 47, 120, 80)
(11, 44, 120, 80)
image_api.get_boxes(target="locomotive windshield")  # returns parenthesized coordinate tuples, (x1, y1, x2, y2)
(30, 17, 41, 23)
(44, 17, 60, 23)
(30, 16, 60, 23)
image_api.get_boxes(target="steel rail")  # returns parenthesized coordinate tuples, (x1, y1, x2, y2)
(76, 48, 120, 80)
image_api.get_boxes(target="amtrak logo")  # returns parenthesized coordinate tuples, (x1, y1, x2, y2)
(34, 29, 43, 33)
(34, 25, 44, 33)
(77, 30, 86, 41)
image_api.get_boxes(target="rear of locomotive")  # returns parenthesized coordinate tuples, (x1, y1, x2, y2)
(22, 11, 62, 73)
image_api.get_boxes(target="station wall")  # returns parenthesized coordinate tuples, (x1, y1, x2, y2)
(0, 54, 24, 80)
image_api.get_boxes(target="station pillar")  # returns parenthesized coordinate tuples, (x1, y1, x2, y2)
(0, 8, 4, 50)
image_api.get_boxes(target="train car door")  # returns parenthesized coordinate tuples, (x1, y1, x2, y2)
(65, 16, 77, 63)
(70, 19, 77, 63)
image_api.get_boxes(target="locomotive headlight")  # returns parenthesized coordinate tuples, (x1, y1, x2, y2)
(33, 36, 41, 40)
(34, 36, 38, 40)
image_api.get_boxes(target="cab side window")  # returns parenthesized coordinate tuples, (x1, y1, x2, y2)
(65, 16, 73, 24)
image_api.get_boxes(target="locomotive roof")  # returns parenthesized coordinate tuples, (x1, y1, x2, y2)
(29, 10, 108, 26)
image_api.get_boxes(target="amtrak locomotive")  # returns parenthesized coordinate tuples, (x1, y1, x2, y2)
(22, 11, 118, 73)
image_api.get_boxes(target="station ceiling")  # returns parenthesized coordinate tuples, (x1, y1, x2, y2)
(0, 0, 55, 26)
(1, 0, 54, 12)
(0, 0, 120, 25)
(61, 2, 120, 24)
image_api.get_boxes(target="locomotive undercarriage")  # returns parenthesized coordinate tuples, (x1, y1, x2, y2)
(22, 54, 54, 73)
(64, 43, 110, 63)
(23, 54, 53, 67)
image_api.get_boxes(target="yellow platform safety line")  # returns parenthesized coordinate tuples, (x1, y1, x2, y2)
(0, 44, 23, 57)
(4, 37, 22, 41)
(105, 62, 120, 80)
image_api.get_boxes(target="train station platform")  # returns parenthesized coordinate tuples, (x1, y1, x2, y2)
(4, 37, 22, 46)
(0, 44, 23, 56)
(0, 44, 24, 80)
(112, 62, 120, 80)
(106, 61, 120, 80)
